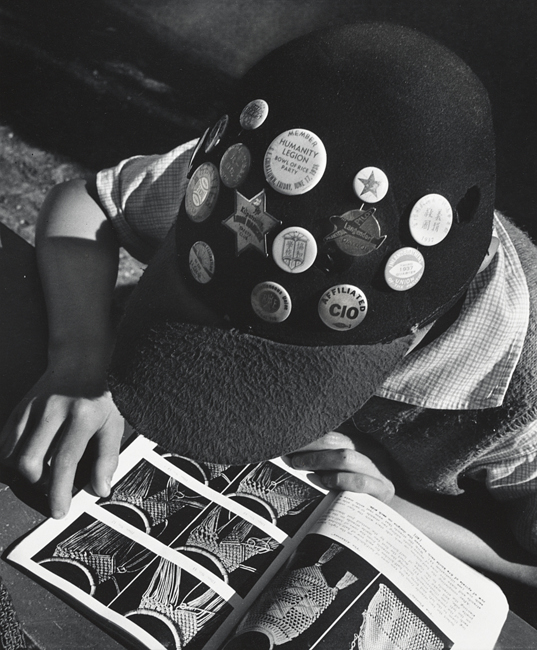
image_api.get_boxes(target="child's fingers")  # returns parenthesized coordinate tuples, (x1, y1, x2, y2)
(289, 431, 356, 454)
(319, 471, 395, 502)
(0, 397, 34, 459)
(91, 415, 124, 498)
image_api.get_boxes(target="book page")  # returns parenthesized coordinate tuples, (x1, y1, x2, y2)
(226, 492, 508, 650)
(8, 435, 334, 650)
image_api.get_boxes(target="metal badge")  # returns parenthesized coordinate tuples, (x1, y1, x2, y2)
(251, 281, 292, 323)
(222, 190, 281, 256)
(318, 284, 368, 331)
(219, 143, 251, 188)
(272, 227, 317, 274)
(205, 114, 229, 153)
(384, 247, 425, 291)
(264, 129, 327, 195)
(324, 208, 386, 256)
(185, 163, 220, 223)
(353, 166, 389, 203)
(188, 127, 209, 173)
(189, 241, 215, 284)
(240, 99, 269, 130)
(409, 193, 453, 246)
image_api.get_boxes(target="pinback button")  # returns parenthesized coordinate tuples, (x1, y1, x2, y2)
(353, 167, 389, 203)
(189, 241, 215, 284)
(219, 143, 251, 188)
(272, 227, 317, 274)
(188, 127, 209, 172)
(318, 284, 368, 331)
(409, 193, 453, 246)
(251, 281, 292, 323)
(185, 163, 220, 222)
(264, 129, 327, 196)
(384, 247, 425, 291)
(205, 115, 229, 153)
(240, 99, 269, 130)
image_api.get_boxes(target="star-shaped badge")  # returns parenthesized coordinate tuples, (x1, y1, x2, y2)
(358, 170, 381, 198)
(223, 190, 281, 256)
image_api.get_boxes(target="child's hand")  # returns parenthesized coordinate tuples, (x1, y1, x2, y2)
(285, 431, 395, 503)
(0, 367, 124, 519)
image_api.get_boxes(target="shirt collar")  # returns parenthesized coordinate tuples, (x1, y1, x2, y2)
(376, 212, 530, 410)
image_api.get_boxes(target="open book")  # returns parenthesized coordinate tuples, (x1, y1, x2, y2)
(8, 435, 508, 650)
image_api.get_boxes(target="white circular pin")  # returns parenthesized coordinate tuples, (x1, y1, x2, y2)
(251, 282, 292, 323)
(185, 163, 220, 222)
(384, 247, 425, 291)
(264, 129, 327, 196)
(240, 99, 269, 130)
(353, 167, 389, 203)
(205, 115, 229, 153)
(318, 284, 368, 331)
(409, 193, 453, 246)
(219, 143, 251, 188)
(272, 227, 317, 274)
(189, 241, 215, 284)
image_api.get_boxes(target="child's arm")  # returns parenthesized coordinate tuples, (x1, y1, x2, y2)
(290, 432, 537, 585)
(0, 178, 124, 519)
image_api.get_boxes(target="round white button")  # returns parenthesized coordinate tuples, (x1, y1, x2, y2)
(220, 143, 251, 188)
(272, 227, 317, 274)
(189, 241, 215, 284)
(353, 167, 389, 203)
(240, 99, 269, 130)
(205, 115, 229, 153)
(251, 282, 292, 323)
(409, 193, 453, 246)
(185, 163, 220, 222)
(264, 129, 327, 195)
(384, 247, 425, 291)
(318, 284, 368, 331)
(188, 127, 209, 172)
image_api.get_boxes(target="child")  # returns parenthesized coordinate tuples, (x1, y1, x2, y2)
(2, 22, 537, 588)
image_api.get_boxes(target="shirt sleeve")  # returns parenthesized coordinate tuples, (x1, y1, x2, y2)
(96, 139, 198, 263)
(465, 420, 537, 554)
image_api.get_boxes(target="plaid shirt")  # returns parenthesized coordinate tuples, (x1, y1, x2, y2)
(97, 142, 537, 550)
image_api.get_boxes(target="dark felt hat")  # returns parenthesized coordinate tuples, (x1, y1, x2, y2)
(109, 23, 495, 463)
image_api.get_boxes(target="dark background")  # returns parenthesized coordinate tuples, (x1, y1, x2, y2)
(1, 0, 537, 237)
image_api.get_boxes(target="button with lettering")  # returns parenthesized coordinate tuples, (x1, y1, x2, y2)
(223, 190, 281, 256)
(409, 193, 453, 246)
(272, 227, 317, 273)
(324, 207, 386, 256)
(189, 241, 215, 284)
(219, 143, 251, 188)
(353, 167, 389, 203)
(205, 115, 229, 153)
(384, 247, 425, 291)
(251, 281, 292, 323)
(318, 284, 368, 331)
(240, 99, 269, 130)
(185, 163, 220, 222)
(264, 129, 327, 195)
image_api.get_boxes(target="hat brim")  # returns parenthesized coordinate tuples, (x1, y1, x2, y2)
(109, 314, 412, 463)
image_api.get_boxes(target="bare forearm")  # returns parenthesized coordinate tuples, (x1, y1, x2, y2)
(391, 496, 537, 587)
(36, 178, 119, 373)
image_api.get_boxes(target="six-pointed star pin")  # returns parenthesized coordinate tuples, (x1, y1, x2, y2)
(223, 190, 281, 256)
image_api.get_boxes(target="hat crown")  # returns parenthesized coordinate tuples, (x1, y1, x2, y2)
(176, 23, 495, 345)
